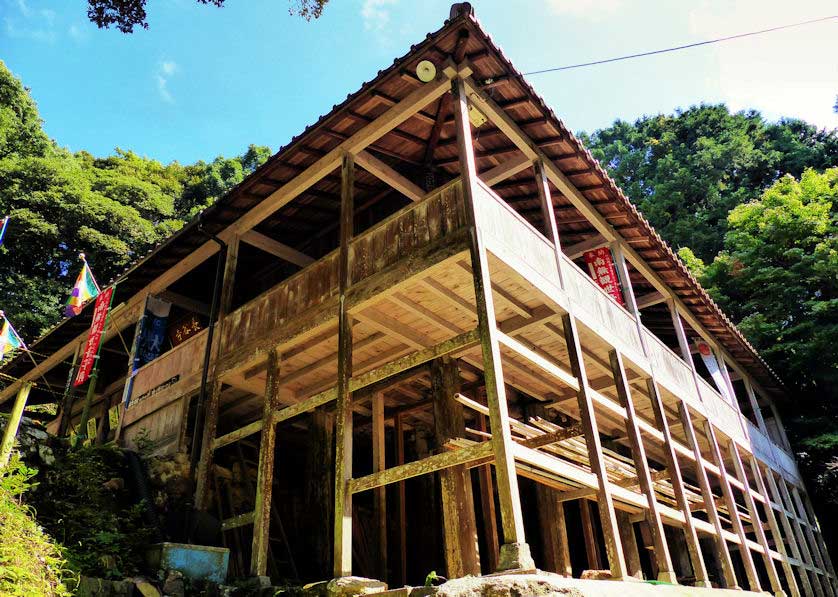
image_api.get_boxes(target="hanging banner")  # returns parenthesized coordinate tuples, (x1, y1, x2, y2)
(583, 247, 624, 306)
(73, 286, 114, 387)
(694, 340, 732, 402)
(134, 295, 171, 371)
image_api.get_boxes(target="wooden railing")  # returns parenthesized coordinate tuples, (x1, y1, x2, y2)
(641, 329, 698, 402)
(130, 329, 207, 406)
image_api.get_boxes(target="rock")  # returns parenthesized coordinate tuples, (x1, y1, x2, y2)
(327, 576, 387, 596)
(497, 542, 536, 572)
(75, 576, 135, 596)
(579, 570, 612, 581)
(103, 477, 125, 491)
(133, 578, 162, 597)
(162, 570, 185, 597)
(37, 443, 55, 465)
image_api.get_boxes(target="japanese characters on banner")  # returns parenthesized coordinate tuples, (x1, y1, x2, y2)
(583, 247, 624, 306)
(73, 286, 114, 387)
(694, 339, 733, 403)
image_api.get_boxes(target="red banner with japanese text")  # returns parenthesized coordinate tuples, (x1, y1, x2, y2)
(583, 247, 624, 306)
(73, 286, 114, 387)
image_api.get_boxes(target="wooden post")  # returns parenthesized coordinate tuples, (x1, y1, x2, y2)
(195, 236, 240, 511)
(677, 401, 738, 588)
(533, 158, 564, 287)
(743, 378, 769, 433)
(430, 356, 480, 578)
(771, 471, 822, 597)
(579, 499, 602, 570)
(452, 76, 532, 571)
(251, 349, 281, 578)
(616, 511, 642, 579)
(609, 349, 676, 583)
(790, 485, 836, 597)
(646, 379, 711, 587)
(752, 460, 802, 597)
(798, 489, 838, 592)
(562, 314, 627, 580)
(372, 392, 387, 581)
(476, 409, 500, 573)
(306, 408, 334, 578)
(728, 441, 785, 596)
(536, 484, 571, 576)
(395, 412, 407, 584)
(0, 382, 33, 468)
(702, 421, 761, 592)
(333, 151, 355, 578)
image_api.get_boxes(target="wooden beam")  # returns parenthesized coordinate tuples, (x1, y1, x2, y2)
(356, 150, 425, 203)
(790, 485, 835, 596)
(355, 307, 431, 349)
(157, 290, 211, 316)
(371, 392, 387, 581)
(452, 74, 533, 571)
(635, 291, 666, 310)
(609, 349, 676, 583)
(211, 420, 264, 451)
(222, 510, 255, 531)
(241, 230, 314, 267)
(562, 234, 607, 260)
(479, 154, 531, 187)
(476, 410, 499, 572)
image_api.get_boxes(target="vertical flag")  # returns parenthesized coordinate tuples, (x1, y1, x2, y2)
(0, 312, 24, 361)
(73, 286, 115, 387)
(0, 216, 9, 246)
(65, 254, 100, 318)
(694, 340, 733, 403)
(583, 247, 625, 306)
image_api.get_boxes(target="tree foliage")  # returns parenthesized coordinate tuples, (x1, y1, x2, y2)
(582, 104, 838, 261)
(86, 0, 329, 33)
(0, 61, 270, 338)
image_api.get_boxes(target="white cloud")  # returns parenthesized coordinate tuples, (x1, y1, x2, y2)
(68, 22, 89, 42)
(546, 0, 624, 20)
(155, 60, 179, 103)
(362, 0, 397, 31)
(687, 0, 838, 129)
(3, 0, 58, 42)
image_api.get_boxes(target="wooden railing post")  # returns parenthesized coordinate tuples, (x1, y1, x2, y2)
(452, 76, 533, 571)
(333, 152, 355, 578)
(0, 382, 33, 468)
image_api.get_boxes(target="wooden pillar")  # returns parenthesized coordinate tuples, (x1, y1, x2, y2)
(767, 402, 793, 453)
(743, 379, 768, 433)
(395, 413, 408, 585)
(579, 499, 603, 570)
(536, 484, 572, 576)
(749, 458, 801, 597)
(476, 410, 500, 573)
(562, 314, 627, 580)
(333, 152, 355, 578)
(702, 421, 761, 592)
(798, 489, 838, 591)
(452, 76, 532, 571)
(714, 347, 738, 409)
(616, 511, 643, 579)
(251, 349, 281, 578)
(195, 235, 240, 511)
(306, 408, 334, 578)
(728, 441, 786, 596)
(609, 349, 676, 583)
(646, 379, 711, 587)
(669, 300, 693, 367)
(791, 485, 836, 597)
(771, 471, 823, 597)
(533, 158, 565, 287)
(372, 392, 387, 581)
(0, 382, 33, 468)
(678, 401, 738, 588)
(430, 356, 480, 578)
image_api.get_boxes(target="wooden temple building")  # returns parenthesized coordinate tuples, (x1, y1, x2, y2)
(1, 4, 835, 594)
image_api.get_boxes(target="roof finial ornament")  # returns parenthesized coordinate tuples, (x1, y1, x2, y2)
(449, 3, 474, 19)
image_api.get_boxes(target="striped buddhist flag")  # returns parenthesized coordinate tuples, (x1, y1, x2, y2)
(0, 317, 23, 361)
(0, 216, 9, 246)
(64, 256, 100, 318)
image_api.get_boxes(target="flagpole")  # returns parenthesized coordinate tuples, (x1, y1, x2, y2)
(74, 284, 116, 448)
(79, 252, 101, 292)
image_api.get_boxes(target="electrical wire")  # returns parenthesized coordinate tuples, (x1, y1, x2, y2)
(522, 14, 838, 76)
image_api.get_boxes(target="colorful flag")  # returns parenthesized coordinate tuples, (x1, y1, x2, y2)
(73, 286, 114, 387)
(0, 317, 23, 361)
(64, 256, 100, 318)
(0, 216, 9, 246)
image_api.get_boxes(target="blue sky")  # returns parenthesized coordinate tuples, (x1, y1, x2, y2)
(2, 0, 837, 165)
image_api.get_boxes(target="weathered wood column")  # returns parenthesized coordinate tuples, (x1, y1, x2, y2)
(609, 349, 676, 583)
(195, 235, 240, 511)
(476, 408, 500, 573)
(451, 76, 533, 571)
(751, 460, 802, 597)
(703, 421, 761, 592)
(371, 392, 387, 581)
(646, 379, 711, 587)
(562, 314, 628, 580)
(678, 401, 738, 588)
(728, 441, 786, 596)
(333, 152, 355, 577)
(790, 485, 836, 597)
(798, 488, 838, 592)
(743, 378, 769, 433)
(251, 349, 281, 578)
(0, 382, 33, 468)
(536, 484, 572, 576)
(431, 356, 480, 578)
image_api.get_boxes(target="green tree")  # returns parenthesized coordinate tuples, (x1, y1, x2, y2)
(582, 104, 838, 261)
